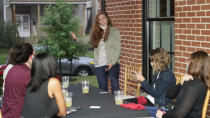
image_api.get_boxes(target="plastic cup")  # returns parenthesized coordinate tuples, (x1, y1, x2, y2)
(62, 76, 69, 88)
(65, 92, 73, 108)
(114, 90, 123, 105)
(62, 85, 68, 98)
(81, 80, 89, 94)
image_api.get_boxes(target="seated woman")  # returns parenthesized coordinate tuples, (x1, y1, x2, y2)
(135, 48, 176, 107)
(156, 51, 210, 118)
(22, 53, 67, 118)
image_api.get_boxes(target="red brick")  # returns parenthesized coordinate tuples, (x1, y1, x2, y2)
(187, 47, 196, 52)
(179, 35, 186, 39)
(192, 6, 200, 10)
(197, 0, 205, 4)
(187, 0, 196, 5)
(183, 41, 191, 46)
(201, 18, 210, 22)
(187, 24, 195, 29)
(187, 12, 195, 17)
(201, 30, 210, 35)
(175, 40, 183, 45)
(192, 41, 201, 47)
(206, 36, 210, 41)
(179, 24, 186, 28)
(179, 12, 187, 17)
(183, 30, 191, 34)
(179, 1, 186, 5)
(196, 11, 205, 16)
(187, 35, 196, 40)
(179, 46, 186, 51)
(196, 24, 205, 29)
(201, 42, 210, 48)
(192, 18, 201, 22)
(206, 24, 210, 29)
(201, 5, 210, 10)
(208, 0, 210, 3)
(192, 30, 200, 35)
(183, 6, 191, 11)
(196, 36, 206, 41)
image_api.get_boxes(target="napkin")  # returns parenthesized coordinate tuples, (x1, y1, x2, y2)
(136, 96, 147, 104)
(120, 103, 145, 110)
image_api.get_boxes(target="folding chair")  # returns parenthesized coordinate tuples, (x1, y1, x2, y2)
(202, 88, 210, 118)
(124, 65, 142, 97)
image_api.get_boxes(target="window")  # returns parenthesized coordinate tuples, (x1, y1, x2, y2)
(143, 0, 174, 81)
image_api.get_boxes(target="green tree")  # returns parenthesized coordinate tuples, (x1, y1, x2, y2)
(41, 0, 87, 76)
(0, 21, 18, 48)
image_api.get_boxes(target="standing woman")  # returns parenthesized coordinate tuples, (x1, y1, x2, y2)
(22, 53, 66, 118)
(156, 51, 210, 118)
(71, 12, 121, 92)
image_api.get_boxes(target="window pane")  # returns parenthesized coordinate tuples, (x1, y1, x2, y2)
(170, 0, 174, 16)
(152, 21, 160, 49)
(160, 0, 167, 17)
(149, 0, 157, 18)
(161, 21, 171, 51)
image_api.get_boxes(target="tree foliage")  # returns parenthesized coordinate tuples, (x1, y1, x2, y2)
(0, 21, 18, 48)
(40, 0, 87, 60)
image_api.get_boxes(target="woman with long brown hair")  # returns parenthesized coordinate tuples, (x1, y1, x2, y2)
(156, 51, 210, 118)
(71, 12, 121, 92)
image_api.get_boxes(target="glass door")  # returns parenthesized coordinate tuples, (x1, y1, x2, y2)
(16, 14, 30, 37)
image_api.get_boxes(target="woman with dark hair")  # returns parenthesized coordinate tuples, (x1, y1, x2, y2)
(22, 53, 66, 118)
(156, 51, 209, 118)
(134, 48, 176, 107)
(2, 43, 34, 118)
(71, 11, 121, 92)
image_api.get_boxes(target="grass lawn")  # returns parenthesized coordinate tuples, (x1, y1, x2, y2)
(0, 48, 10, 64)
(70, 76, 98, 88)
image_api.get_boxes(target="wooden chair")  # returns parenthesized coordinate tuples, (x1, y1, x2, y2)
(124, 65, 142, 97)
(202, 88, 210, 118)
(175, 73, 183, 85)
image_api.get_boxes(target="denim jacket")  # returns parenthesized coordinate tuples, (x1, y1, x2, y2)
(141, 68, 176, 107)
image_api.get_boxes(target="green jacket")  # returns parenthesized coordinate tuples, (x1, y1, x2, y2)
(78, 27, 121, 66)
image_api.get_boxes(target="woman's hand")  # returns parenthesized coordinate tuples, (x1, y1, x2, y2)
(156, 110, 164, 118)
(133, 72, 145, 82)
(105, 64, 113, 71)
(182, 74, 193, 84)
(70, 31, 77, 41)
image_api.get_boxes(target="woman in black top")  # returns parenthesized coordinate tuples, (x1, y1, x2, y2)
(156, 51, 210, 118)
(22, 53, 67, 118)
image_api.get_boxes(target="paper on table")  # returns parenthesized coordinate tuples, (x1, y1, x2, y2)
(89, 106, 101, 109)
(123, 95, 136, 100)
(146, 95, 155, 104)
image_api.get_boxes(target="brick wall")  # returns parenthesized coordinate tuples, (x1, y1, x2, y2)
(106, 0, 143, 95)
(174, 0, 210, 117)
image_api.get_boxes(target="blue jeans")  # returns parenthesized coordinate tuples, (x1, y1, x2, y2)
(95, 63, 119, 93)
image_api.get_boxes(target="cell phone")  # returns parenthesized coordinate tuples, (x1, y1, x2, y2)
(105, 65, 109, 71)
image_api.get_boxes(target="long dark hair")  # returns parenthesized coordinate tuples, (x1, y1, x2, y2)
(90, 11, 112, 48)
(28, 53, 57, 92)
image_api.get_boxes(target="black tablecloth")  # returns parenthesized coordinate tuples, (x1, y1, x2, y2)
(63, 84, 151, 118)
